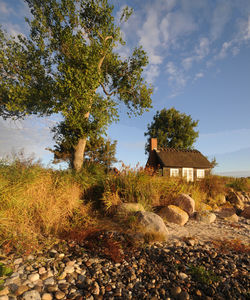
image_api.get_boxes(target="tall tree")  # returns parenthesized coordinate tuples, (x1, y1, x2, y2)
(145, 107, 199, 153)
(0, 0, 152, 171)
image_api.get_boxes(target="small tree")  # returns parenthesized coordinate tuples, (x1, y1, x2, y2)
(49, 122, 117, 168)
(0, 0, 152, 171)
(145, 107, 199, 153)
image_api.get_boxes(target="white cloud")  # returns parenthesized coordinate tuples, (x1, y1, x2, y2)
(242, 15, 250, 41)
(166, 61, 187, 91)
(160, 11, 197, 45)
(0, 0, 13, 15)
(138, 9, 163, 65)
(145, 65, 160, 84)
(194, 72, 204, 80)
(195, 37, 210, 58)
(0, 116, 56, 164)
(210, 1, 232, 40)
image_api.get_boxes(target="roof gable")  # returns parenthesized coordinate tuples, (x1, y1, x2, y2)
(155, 148, 212, 169)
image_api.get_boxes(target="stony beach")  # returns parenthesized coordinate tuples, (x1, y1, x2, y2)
(0, 213, 249, 300)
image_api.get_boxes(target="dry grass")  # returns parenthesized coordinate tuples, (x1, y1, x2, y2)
(212, 238, 250, 254)
(0, 157, 94, 253)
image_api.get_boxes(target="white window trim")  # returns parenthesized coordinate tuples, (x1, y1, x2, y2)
(197, 169, 205, 179)
(170, 168, 179, 177)
(182, 168, 194, 182)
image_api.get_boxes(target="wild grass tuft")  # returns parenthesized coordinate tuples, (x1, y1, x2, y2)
(0, 154, 95, 253)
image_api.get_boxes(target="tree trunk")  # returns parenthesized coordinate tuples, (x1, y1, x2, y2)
(73, 137, 87, 172)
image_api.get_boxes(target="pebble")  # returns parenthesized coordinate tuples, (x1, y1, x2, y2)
(0, 226, 249, 300)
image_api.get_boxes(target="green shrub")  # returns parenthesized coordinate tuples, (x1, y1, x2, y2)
(188, 265, 221, 285)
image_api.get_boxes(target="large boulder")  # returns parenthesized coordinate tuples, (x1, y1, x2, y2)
(216, 207, 239, 222)
(117, 202, 145, 215)
(226, 191, 245, 210)
(195, 211, 216, 224)
(135, 211, 169, 240)
(241, 206, 250, 219)
(172, 194, 195, 216)
(158, 205, 189, 226)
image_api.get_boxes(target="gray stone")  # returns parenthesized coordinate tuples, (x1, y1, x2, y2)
(135, 211, 169, 240)
(22, 290, 41, 300)
(43, 277, 55, 286)
(172, 193, 195, 216)
(195, 211, 216, 224)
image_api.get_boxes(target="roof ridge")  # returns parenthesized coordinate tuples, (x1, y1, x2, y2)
(158, 147, 200, 153)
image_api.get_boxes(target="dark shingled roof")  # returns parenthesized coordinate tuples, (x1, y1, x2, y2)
(155, 148, 212, 168)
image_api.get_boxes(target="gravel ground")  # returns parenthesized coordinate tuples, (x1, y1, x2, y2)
(0, 216, 249, 300)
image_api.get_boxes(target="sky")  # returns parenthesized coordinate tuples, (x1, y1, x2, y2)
(0, 0, 250, 176)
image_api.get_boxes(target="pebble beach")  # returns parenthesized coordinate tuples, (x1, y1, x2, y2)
(0, 214, 249, 300)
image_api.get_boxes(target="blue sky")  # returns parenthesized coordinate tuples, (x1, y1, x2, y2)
(0, 0, 250, 176)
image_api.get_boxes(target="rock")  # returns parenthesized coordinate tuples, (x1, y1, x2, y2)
(135, 211, 169, 240)
(38, 267, 46, 275)
(179, 291, 190, 300)
(13, 258, 23, 265)
(178, 272, 188, 280)
(172, 193, 195, 216)
(41, 293, 53, 300)
(15, 285, 30, 296)
(0, 296, 9, 300)
(171, 286, 182, 297)
(43, 277, 55, 286)
(117, 202, 145, 215)
(217, 207, 239, 222)
(217, 207, 236, 218)
(64, 265, 75, 274)
(0, 287, 9, 296)
(159, 205, 189, 226)
(241, 206, 250, 219)
(225, 214, 239, 222)
(28, 273, 40, 282)
(55, 291, 65, 299)
(226, 191, 245, 210)
(22, 290, 41, 300)
(195, 211, 216, 224)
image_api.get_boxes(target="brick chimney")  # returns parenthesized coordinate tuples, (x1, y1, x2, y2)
(150, 138, 157, 151)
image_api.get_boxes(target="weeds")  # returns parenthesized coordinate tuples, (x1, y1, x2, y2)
(212, 238, 250, 254)
(188, 265, 221, 285)
(0, 262, 13, 277)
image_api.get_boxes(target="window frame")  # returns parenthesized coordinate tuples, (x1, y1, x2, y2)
(170, 168, 179, 177)
(197, 169, 205, 179)
(182, 168, 194, 182)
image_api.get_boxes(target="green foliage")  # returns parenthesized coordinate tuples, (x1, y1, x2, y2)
(49, 127, 117, 169)
(188, 265, 221, 285)
(145, 107, 199, 153)
(0, 262, 13, 277)
(226, 177, 249, 192)
(0, 0, 153, 170)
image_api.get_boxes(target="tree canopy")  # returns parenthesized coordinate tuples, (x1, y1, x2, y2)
(145, 107, 199, 153)
(0, 0, 153, 171)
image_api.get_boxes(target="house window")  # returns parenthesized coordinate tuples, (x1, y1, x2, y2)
(182, 168, 194, 182)
(170, 168, 179, 177)
(197, 169, 205, 179)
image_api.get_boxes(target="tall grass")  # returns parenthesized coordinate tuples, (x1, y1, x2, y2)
(0, 155, 96, 253)
(1, 153, 248, 253)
